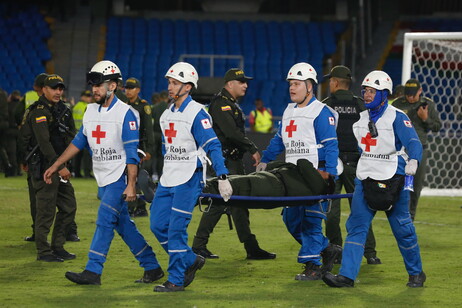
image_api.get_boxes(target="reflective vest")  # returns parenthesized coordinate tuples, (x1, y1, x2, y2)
(25, 91, 39, 109)
(251, 108, 272, 133)
(72, 101, 87, 130)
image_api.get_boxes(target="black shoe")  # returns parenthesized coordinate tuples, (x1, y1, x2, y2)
(24, 235, 35, 242)
(192, 247, 219, 259)
(246, 248, 276, 260)
(334, 250, 342, 264)
(154, 281, 185, 292)
(53, 249, 76, 260)
(135, 267, 165, 283)
(66, 234, 80, 242)
(37, 254, 64, 262)
(321, 243, 342, 273)
(65, 270, 101, 285)
(407, 271, 426, 288)
(366, 256, 382, 265)
(322, 272, 354, 287)
(295, 262, 322, 281)
(134, 208, 148, 217)
(184, 255, 205, 287)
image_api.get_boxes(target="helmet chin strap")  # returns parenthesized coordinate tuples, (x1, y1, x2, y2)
(96, 82, 113, 105)
(295, 80, 311, 105)
(169, 84, 189, 102)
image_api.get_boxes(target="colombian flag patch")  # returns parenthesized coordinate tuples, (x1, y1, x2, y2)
(221, 106, 231, 111)
(35, 116, 46, 123)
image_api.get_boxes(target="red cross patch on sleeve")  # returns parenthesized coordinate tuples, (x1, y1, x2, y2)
(328, 117, 335, 125)
(129, 121, 137, 130)
(403, 120, 413, 128)
(201, 118, 212, 129)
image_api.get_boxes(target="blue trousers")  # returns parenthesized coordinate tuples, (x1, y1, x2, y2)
(339, 178, 423, 280)
(86, 175, 160, 275)
(150, 172, 203, 286)
(283, 201, 329, 266)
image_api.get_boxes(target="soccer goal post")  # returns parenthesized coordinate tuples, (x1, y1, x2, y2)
(402, 32, 462, 197)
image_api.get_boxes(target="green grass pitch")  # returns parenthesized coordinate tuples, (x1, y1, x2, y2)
(0, 175, 461, 307)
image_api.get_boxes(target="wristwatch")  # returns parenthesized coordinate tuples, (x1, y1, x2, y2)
(218, 174, 228, 180)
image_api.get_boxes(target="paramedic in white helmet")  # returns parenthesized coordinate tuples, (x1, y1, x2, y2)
(323, 70, 425, 288)
(44, 60, 164, 286)
(150, 62, 231, 292)
(256, 62, 342, 281)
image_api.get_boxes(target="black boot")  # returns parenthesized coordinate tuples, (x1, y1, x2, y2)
(295, 262, 322, 281)
(135, 267, 165, 283)
(65, 270, 101, 285)
(322, 272, 354, 287)
(53, 249, 76, 260)
(66, 234, 80, 242)
(407, 271, 426, 288)
(366, 256, 382, 264)
(154, 281, 184, 292)
(192, 247, 219, 259)
(245, 242, 276, 260)
(184, 255, 205, 287)
(321, 243, 342, 273)
(24, 234, 35, 242)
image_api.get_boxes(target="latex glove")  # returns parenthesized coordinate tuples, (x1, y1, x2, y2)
(405, 159, 418, 175)
(256, 162, 267, 172)
(218, 179, 233, 202)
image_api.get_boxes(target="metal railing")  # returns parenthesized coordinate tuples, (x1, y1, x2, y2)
(178, 54, 244, 77)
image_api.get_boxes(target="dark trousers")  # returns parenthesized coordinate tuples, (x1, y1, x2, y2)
(325, 163, 377, 258)
(72, 148, 92, 177)
(192, 158, 259, 251)
(409, 149, 427, 221)
(31, 173, 76, 256)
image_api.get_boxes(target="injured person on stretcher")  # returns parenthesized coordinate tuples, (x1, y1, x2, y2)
(202, 159, 335, 208)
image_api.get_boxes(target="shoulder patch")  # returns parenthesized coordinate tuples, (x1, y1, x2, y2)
(35, 116, 47, 123)
(201, 118, 212, 129)
(403, 120, 413, 128)
(37, 104, 44, 109)
(221, 105, 231, 111)
(129, 121, 137, 130)
(328, 116, 335, 125)
(144, 105, 152, 115)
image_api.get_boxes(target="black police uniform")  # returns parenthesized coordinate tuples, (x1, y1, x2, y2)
(192, 88, 270, 258)
(323, 89, 379, 261)
(127, 96, 155, 216)
(151, 100, 168, 179)
(22, 96, 77, 259)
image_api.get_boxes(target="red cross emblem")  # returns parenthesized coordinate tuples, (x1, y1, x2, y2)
(92, 125, 106, 144)
(285, 120, 297, 138)
(111, 67, 115, 73)
(361, 132, 377, 152)
(165, 123, 177, 143)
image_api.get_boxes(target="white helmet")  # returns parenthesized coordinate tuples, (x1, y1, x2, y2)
(361, 70, 393, 94)
(165, 62, 199, 89)
(87, 60, 122, 85)
(286, 62, 318, 84)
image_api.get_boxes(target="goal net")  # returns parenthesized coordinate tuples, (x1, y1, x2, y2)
(402, 32, 462, 196)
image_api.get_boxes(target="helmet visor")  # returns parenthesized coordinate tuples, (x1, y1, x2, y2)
(87, 72, 105, 85)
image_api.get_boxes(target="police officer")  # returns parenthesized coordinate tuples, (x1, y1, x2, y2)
(124, 77, 155, 217)
(323, 65, 380, 265)
(22, 74, 77, 262)
(151, 90, 169, 181)
(71, 90, 92, 178)
(392, 78, 441, 220)
(323, 71, 425, 288)
(18, 74, 47, 242)
(192, 68, 275, 260)
(249, 98, 273, 133)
